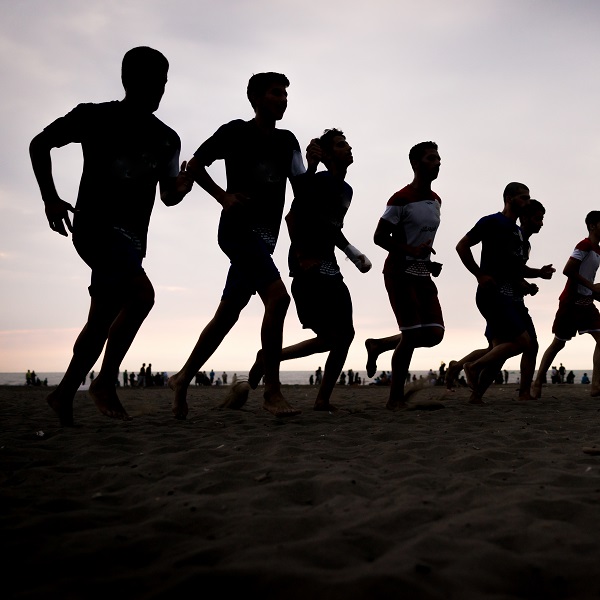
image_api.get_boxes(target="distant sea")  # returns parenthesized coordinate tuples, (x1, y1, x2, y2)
(0, 369, 593, 388)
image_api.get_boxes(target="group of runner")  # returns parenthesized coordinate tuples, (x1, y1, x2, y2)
(30, 46, 600, 425)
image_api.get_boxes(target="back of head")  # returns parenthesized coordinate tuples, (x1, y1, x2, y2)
(247, 72, 289, 107)
(409, 141, 438, 164)
(503, 181, 528, 201)
(121, 46, 169, 88)
(585, 210, 600, 229)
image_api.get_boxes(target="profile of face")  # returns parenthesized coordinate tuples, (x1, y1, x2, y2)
(326, 135, 353, 168)
(125, 72, 167, 113)
(416, 149, 441, 181)
(521, 210, 544, 235)
(253, 84, 288, 121)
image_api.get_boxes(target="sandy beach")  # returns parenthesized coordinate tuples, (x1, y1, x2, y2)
(3, 382, 600, 599)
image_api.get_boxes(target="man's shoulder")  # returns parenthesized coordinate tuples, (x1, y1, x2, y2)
(574, 237, 599, 254)
(387, 185, 440, 206)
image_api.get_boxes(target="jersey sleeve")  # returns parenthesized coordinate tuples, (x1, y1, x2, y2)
(194, 120, 240, 167)
(465, 215, 489, 244)
(41, 103, 93, 148)
(571, 238, 593, 262)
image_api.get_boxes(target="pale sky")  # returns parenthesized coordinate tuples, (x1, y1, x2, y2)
(3, 0, 600, 375)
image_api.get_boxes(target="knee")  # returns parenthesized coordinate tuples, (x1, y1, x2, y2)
(424, 327, 444, 347)
(268, 288, 290, 316)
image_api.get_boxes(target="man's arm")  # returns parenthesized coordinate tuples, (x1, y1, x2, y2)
(563, 256, 600, 294)
(523, 264, 555, 279)
(160, 161, 194, 206)
(29, 131, 75, 236)
(185, 156, 247, 213)
(335, 231, 371, 273)
(456, 234, 494, 288)
(374, 218, 434, 259)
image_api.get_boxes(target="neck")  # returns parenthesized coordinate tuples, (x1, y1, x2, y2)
(501, 204, 519, 223)
(253, 113, 277, 132)
(327, 163, 347, 180)
(410, 174, 432, 194)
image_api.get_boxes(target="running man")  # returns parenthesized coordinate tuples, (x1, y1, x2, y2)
(446, 199, 554, 400)
(247, 129, 371, 411)
(455, 183, 540, 404)
(168, 72, 306, 418)
(29, 47, 192, 425)
(532, 211, 600, 398)
(364, 142, 444, 410)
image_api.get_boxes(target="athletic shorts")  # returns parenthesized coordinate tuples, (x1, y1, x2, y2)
(218, 215, 280, 302)
(552, 299, 600, 341)
(73, 220, 145, 299)
(484, 300, 537, 342)
(384, 272, 444, 331)
(476, 286, 528, 343)
(291, 272, 353, 338)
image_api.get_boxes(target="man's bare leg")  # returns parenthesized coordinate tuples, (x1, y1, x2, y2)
(257, 279, 301, 416)
(365, 335, 401, 378)
(314, 335, 353, 412)
(386, 327, 444, 411)
(518, 340, 538, 401)
(89, 275, 155, 421)
(169, 295, 250, 418)
(446, 347, 489, 390)
(531, 337, 566, 399)
(589, 332, 600, 396)
(47, 296, 120, 426)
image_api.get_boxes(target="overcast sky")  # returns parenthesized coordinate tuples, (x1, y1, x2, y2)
(3, 0, 600, 376)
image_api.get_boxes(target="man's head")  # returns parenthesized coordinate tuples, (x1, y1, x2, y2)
(519, 199, 545, 236)
(317, 128, 353, 170)
(409, 141, 440, 181)
(585, 211, 600, 232)
(247, 72, 289, 120)
(503, 182, 530, 215)
(121, 47, 169, 113)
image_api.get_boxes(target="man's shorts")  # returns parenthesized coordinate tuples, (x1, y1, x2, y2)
(73, 220, 145, 299)
(552, 299, 600, 341)
(476, 286, 528, 343)
(218, 215, 280, 302)
(484, 300, 537, 342)
(291, 272, 353, 339)
(384, 272, 444, 331)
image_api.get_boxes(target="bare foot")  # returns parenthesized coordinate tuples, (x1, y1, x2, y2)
(168, 372, 189, 420)
(221, 381, 251, 409)
(386, 398, 408, 411)
(463, 362, 479, 390)
(47, 389, 74, 427)
(445, 360, 461, 390)
(531, 379, 543, 399)
(590, 389, 600, 397)
(263, 388, 301, 417)
(518, 391, 533, 402)
(365, 338, 379, 378)
(89, 377, 131, 420)
(248, 350, 264, 390)
(468, 391, 486, 405)
(314, 399, 338, 412)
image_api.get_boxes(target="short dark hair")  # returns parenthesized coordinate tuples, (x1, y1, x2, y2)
(521, 199, 545, 217)
(503, 182, 528, 200)
(121, 46, 169, 88)
(409, 141, 438, 163)
(318, 128, 345, 155)
(585, 211, 600, 228)
(247, 72, 289, 107)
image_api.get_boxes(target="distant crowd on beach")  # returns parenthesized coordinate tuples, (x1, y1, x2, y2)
(30, 46, 600, 426)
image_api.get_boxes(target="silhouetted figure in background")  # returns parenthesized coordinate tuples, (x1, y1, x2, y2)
(168, 72, 306, 419)
(30, 47, 192, 425)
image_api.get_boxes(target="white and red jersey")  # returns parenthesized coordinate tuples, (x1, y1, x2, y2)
(381, 184, 441, 276)
(559, 237, 600, 304)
